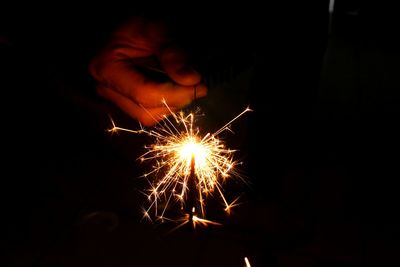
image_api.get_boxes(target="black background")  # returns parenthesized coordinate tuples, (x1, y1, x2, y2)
(2, 1, 400, 266)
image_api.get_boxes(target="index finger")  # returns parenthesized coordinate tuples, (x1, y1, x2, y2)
(101, 60, 207, 108)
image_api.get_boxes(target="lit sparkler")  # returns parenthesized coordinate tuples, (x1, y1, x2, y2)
(108, 100, 251, 224)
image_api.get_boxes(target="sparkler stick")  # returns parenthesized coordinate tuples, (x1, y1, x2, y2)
(187, 154, 196, 226)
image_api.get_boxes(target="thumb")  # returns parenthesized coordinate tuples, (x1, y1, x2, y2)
(159, 46, 201, 86)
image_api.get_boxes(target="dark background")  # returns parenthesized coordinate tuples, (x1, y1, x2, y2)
(2, 1, 400, 266)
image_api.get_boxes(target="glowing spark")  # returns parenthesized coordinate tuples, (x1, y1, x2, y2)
(167, 208, 222, 233)
(244, 257, 251, 267)
(109, 102, 251, 222)
(224, 195, 242, 214)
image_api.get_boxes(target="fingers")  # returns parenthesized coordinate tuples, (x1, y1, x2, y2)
(96, 59, 207, 108)
(97, 85, 177, 127)
(159, 46, 201, 86)
(90, 17, 209, 126)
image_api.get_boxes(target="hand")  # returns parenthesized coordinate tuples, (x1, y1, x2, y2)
(89, 17, 207, 126)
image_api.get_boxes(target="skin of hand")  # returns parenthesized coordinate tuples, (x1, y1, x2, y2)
(89, 17, 207, 126)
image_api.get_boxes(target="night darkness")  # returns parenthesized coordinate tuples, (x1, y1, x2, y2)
(2, 1, 400, 266)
